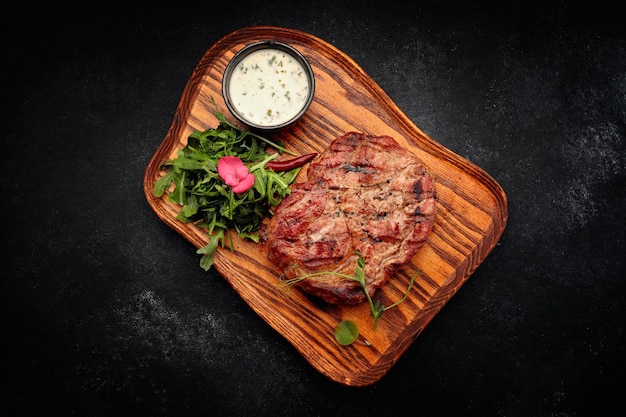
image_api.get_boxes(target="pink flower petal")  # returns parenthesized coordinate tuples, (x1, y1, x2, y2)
(235, 164, 249, 178)
(232, 173, 255, 193)
(218, 156, 240, 179)
(217, 156, 255, 193)
(222, 173, 239, 187)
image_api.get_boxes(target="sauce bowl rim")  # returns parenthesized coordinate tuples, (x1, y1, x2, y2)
(222, 40, 316, 132)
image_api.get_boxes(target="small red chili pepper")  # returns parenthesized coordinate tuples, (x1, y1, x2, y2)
(265, 152, 317, 172)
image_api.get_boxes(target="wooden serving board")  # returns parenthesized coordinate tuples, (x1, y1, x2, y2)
(143, 26, 508, 387)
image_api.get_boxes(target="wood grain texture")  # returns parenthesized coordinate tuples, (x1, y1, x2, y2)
(143, 26, 508, 387)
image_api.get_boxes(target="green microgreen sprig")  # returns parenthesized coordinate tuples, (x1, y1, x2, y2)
(277, 255, 416, 339)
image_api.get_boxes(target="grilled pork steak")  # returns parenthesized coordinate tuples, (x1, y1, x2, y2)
(265, 132, 437, 304)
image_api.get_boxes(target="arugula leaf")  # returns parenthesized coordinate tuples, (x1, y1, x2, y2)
(334, 320, 359, 345)
(196, 229, 224, 271)
(153, 170, 174, 197)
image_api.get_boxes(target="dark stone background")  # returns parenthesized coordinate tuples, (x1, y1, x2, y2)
(3, 1, 625, 416)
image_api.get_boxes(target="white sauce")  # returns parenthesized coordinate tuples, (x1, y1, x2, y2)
(228, 48, 310, 127)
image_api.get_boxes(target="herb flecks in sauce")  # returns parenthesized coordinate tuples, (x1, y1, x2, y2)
(229, 48, 310, 127)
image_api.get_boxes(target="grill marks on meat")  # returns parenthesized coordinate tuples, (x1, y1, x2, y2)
(265, 132, 437, 304)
